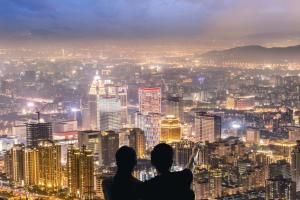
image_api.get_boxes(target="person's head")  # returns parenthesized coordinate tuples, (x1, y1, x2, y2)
(151, 143, 173, 174)
(116, 146, 137, 174)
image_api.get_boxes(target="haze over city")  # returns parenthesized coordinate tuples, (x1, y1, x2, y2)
(1, 1, 300, 200)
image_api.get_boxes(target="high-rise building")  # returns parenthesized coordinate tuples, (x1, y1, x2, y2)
(139, 87, 161, 114)
(99, 131, 119, 166)
(24, 148, 39, 186)
(78, 130, 101, 158)
(119, 128, 145, 158)
(135, 112, 161, 149)
(67, 145, 95, 199)
(128, 128, 146, 159)
(164, 96, 183, 119)
(194, 112, 221, 143)
(160, 115, 181, 143)
(26, 122, 52, 147)
(99, 97, 122, 131)
(246, 127, 260, 144)
(88, 71, 105, 130)
(269, 160, 291, 179)
(170, 140, 194, 168)
(291, 140, 300, 191)
(5, 144, 25, 185)
(266, 176, 296, 200)
(88, 72, 128, 130)
(37, 140, 62, 192)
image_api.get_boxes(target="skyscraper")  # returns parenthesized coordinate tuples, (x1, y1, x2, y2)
(119, 128, 146, 159)
(99, 96, 122, 131)
(88, 72, 127, 130)
(88, 72, 105, 130)
(139, 87, 161, 114)
(5, 144, 25, 185)
(99, 131, 119, 166)
(67, 145, 95, 199)
(170, 140, 194, 168)
(24, 148, 39, 186)
(164, 95, 183, 119)
(266, 176, 296, 200)
(78, 130, 101, 158)
(128, 128, 146, 159)
(26, 122, 52, 147)
(160, 115, 181, 143)
(291, 140, 300, 192)
(135, 112, 161, 149)
(194, 112, 221, 143)
(37, 140, 62, 192)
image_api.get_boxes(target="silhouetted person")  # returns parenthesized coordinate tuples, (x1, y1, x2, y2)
(141, 143, 195, 200)
(102, 146, 141, 200)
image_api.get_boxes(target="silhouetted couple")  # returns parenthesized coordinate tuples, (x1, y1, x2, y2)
(103, 143, 195, 200)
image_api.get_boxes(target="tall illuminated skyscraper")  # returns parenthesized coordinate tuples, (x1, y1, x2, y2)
(160, 115, 181, 143)
(266, 176, 296, 200)
(26, 122, 52, 147)
(88, 71, 128, 130)
(291, 140, 300, 192)
(194, 112, 221, 143)
(136, 112, 161, 149)
(99, 131, 119, 166)
(5, 144, 25, 185)
(78, 130, 101, 157)
(67, 145, 95, 199)
(88, 71, 105, 130)
(164, 95, 183, 119)
(99, 97, 122, 131)
(139, 87, 161, 114)
(119, 128, 146, 159)
(37, 140, 62, 192)
(24, 148, 39, 186)
(170, 140, 194, 168)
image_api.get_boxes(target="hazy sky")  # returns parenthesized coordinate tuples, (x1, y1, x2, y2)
(0, 0, 300, 45)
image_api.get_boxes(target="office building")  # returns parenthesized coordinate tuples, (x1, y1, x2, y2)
(24, 148, 39, 186)
(99, 97, 122, 131)
(266, 177, 296, 200)
(67, 145, 95, 199)
(194, 112, 221, 143)
(37, 140, 62, 192)
(5, 144, 25, 185)
(171, 140, 194, 167)
(26, 122, 52, 147)
(160, 115, 181, 143)
(139, 87, 161, 114)
(291, 140, 300, 191)
(136, 112, 161, 149)
(119, 128, 145, 159)
(164, 95, 183, 119)
(99, 131, 119, 166)
(78, 130, 101, 157)
(246, 127, 260, 144)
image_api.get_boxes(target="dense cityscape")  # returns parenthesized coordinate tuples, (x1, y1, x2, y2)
(1, 0, 300, 200)
(0, 45, 299, 199)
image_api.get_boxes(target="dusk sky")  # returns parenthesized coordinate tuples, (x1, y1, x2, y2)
(0, 0, 300, 46)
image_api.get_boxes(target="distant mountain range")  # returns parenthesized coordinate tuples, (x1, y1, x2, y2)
(201, 45, 300, 64)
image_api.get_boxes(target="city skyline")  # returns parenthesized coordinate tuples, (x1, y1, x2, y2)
(1, 1, 300, 200)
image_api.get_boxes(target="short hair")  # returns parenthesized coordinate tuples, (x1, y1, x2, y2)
(151, 143, 173, 173)
(115, 146, 137, 172)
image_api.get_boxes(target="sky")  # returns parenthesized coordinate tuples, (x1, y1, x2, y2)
(0, 0, 300, 46)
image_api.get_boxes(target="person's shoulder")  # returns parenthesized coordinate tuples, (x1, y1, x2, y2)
(103, 177, 114, 186)
(172, 169, 193, 184)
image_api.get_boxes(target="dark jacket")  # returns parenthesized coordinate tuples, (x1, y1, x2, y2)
(141, 169, 195, 200)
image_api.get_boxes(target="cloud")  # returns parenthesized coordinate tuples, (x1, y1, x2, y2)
(0, 0, 299, 44)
